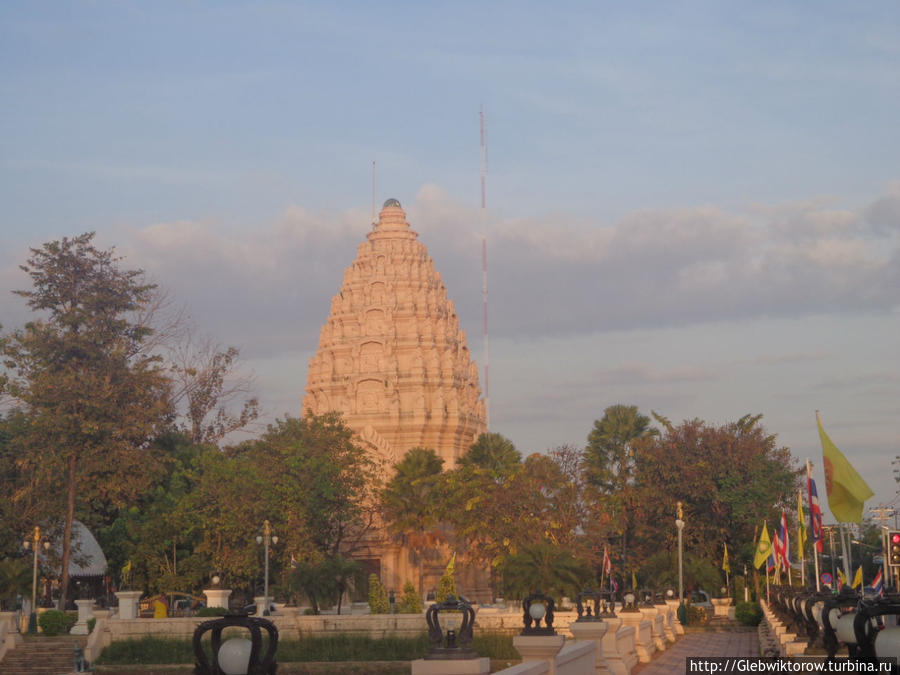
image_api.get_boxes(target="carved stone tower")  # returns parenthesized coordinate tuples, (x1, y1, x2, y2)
(302, 198, 489, 600)
(302, 198, 486, 468)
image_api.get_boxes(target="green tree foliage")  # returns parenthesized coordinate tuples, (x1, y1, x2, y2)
(1, 233, 173, 608)
(0, 557, 31, 610)
(442, 436, 593, 598)
(367, 573, 390, 614)
(380, 447, 445, 597)
(457, 432, 521, 483)
(583, 405, 657, 572)
(286, 555, 359, 615)
(500, 542, 591, 601)
(631, 414, 798, 572)
(188, 413, 377, 591)
(396, 580, 423, 614)
(106, 433, 208, 594)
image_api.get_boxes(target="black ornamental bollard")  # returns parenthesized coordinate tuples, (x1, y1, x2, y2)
(193, 609, 278, 675)
(424, 595, 478, 660)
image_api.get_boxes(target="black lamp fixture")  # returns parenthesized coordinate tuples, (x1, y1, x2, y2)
(193, 609, 278, 675)
(521, 591, 556, 636)
(424, 595, 477, 660)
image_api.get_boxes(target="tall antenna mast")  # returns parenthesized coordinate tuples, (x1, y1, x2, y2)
(371, 160, 377, 225)
(480, 106, 490, 430)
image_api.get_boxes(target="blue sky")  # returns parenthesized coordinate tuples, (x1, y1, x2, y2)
(2, 1, 899, 525)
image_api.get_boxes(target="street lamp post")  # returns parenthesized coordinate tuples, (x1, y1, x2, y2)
(256, 521, 278, 616)
(23, 526, 50, 634)
(675, 502, 685, 605)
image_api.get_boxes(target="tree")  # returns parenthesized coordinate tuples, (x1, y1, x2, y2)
(188, 413, 377, 591)
(630, 414, 798, 572)
(458, 432, 521, 483)
(286, 554, 359, 614)
(380, 447, 446, 598)
(0, 558, 31, 611)
(1, 233, 173, 609)
(500, 542, 591, 601)
(583, 405, 657, 572)
(167, 333, 259, 445)
(396, 580, 423, 613)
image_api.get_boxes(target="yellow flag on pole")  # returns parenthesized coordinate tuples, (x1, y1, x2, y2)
(817, 412, 873, 523)
(851, 565, 863, 589)
(722, 543, 731, 573)
(754, 523, 772, 569)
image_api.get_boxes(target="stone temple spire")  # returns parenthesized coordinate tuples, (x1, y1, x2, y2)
(302, 198, 486, 468)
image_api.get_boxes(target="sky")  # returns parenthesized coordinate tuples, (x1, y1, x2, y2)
(1, 1, 899, 525)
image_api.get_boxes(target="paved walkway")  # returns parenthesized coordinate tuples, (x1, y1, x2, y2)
(635, 628, 759, 674)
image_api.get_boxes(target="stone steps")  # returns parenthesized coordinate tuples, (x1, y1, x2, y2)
(1, 635, 86, 675)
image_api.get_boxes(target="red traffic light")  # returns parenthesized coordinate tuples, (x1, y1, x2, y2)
(892, 532, 900, 545)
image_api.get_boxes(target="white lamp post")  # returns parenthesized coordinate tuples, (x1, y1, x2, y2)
(23, 526, 50, 634)
(255, 520, 278, 616)
(675, 502, 685, 604)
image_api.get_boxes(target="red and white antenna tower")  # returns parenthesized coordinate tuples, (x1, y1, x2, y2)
(480, 106, 490, 430)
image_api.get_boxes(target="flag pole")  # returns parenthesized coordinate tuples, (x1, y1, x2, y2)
(600, 546, 607, 591)
(799, 488, 806, 587)
(839, 523, 852, 583)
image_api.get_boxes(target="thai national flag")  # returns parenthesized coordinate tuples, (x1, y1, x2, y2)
(779, 510, 791, 568)
(872, 570, 884, 596)
(773, 525, 784, 571)
(807, 464, 824, 553)
(610, 575, 618, 594)
(767, 553, 776, 574)
(603, 548, 612, 576)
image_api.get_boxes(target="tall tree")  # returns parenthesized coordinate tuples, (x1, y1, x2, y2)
(583, 405, 657, 571)
(0, 233, 172, 609)
(189, 413, 377, 590)
(630, 414, 798, 571)
(380, 447, 446, 597)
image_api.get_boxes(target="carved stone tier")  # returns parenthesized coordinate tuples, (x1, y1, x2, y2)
(303, 199, 486, 469)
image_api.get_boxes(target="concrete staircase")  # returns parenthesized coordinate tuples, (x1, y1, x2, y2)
(1, 635, 85, 674)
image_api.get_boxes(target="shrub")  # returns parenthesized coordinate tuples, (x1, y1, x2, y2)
(368, 573, 390, 614)
(95, 636, 195, 665)
(38, 610, 72, 636)
(396, 581, 423, 614)
(684, 603, 708, 625)
(95, 632, 519, 665)
(436, 554, 457, 602)
(195, 606, 228, 617)
(735, 601, 763, 626)
(87, 618, 96, 634)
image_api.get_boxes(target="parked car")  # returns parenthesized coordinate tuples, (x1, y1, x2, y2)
(689, 589, 713, 610)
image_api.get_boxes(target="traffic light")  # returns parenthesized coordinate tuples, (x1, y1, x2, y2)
(888, 531, 900, 568)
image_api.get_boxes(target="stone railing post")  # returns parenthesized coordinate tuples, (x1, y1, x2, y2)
(665, 598, 684, 635)
(204, 588, 232, 609)
(70, 599, 95, 635)
(114, 591, 142, 620)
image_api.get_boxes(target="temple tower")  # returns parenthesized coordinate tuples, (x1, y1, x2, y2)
(302, 198, 486, 468)
(302, 198, 489, 600)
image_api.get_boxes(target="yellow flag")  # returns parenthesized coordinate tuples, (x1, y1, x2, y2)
(797, 491, 807, 551)
(754, 523, 772, 569)
(817, 413, 874, 523)
(838, 568, 847, 586)
(851, 565, 863, 589)
(722, 543, 731, 573)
